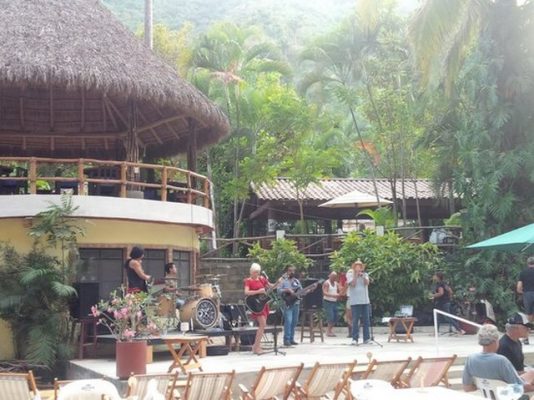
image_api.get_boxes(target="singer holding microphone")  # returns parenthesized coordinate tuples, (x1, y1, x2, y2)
(244, 263, 272, 355)
(346, 259, 371, 345)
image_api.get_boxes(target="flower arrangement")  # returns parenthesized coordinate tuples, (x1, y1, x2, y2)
(91, 286, 157, 341)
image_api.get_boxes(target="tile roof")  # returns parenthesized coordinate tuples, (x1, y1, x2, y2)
(252, 177, 451, 201)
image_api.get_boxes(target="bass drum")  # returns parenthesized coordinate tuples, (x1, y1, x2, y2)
(180, 298, 218, 330)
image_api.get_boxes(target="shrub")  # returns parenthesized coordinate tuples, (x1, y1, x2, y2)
(330, 230, 443, 317)
(248, 239, 312, 279)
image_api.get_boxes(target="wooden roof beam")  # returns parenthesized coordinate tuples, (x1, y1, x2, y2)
(136, 108, 163, 144)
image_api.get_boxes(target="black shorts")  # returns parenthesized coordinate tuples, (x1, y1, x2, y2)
(523, 291, 534, 315)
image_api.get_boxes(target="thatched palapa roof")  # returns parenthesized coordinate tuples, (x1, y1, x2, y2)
(0, 0, 229, 159)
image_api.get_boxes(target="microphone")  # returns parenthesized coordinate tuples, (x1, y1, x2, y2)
(261, 271, 269, 280)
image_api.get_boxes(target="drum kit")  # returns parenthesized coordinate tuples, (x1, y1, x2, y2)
(166, 273, 226, 330)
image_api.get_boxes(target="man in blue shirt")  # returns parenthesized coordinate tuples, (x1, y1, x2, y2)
(463, 324, 534, 395)
(278, 265, 302, 347)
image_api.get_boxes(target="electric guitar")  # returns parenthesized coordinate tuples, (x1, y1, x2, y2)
(245, 274, 286, 313)
(281, 279, 325, 307)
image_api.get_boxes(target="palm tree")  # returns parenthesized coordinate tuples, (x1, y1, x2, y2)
(408, 0, 490, 92)
(190, 23, 291, 250)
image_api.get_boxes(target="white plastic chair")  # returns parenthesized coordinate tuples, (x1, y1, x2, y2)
(474, 377, 524, 400)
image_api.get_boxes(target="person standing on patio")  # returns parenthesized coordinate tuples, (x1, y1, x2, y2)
(498, 312, 533, 373)
(125, 246, 151, 293)
(431, 272, 465, 335)
(323, 271, 340, 337)
(347, 259, 370, 345)
(278, 265, 302, 347)
(517, 256, 534, 326)
(244, 263, 273, 355)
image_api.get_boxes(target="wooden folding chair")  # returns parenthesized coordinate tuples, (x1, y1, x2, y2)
(180, 370, 234, 400)
(400, 355, 457, 388)
(126, 372, 178, 400)
(0, 370, 39, 400)
(474, 377, 524, 400)
(293, 360, 356, 400)
(239, 364, 304, 400)
(360, 357, 412, 388)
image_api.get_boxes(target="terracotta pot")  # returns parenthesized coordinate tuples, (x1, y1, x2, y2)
(116, 340, 147, 379)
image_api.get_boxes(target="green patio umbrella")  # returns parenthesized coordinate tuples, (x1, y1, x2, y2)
(466, 223, 534, 253)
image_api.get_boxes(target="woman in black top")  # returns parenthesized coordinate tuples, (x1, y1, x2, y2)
(431, 272, 465, 334)
(124, 246, 151, 293)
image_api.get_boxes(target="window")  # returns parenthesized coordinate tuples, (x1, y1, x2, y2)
(78, 248, 123, 299)
(142, 249, 166, 283)
(172, 251, 191, 289)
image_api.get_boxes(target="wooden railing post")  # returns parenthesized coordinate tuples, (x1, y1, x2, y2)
(161, 167, 168, 201)
(120, 163, 127, 198)
(77, 159, 85, 195)
(203, 179, 210, 208)
(29, 157, 37, 194)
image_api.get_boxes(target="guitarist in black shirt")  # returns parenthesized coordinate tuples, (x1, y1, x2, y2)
(277, 265, 302, 347)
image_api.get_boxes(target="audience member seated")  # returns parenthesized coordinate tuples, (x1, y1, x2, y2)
(498, 312, 532, 374)
(463, 324, 534, 396)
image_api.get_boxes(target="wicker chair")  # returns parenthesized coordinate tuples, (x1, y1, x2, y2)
(239, 364, 304, 400)
(179, 371, 235, 400)
(293, 360, 356, 400)
(126, 373, 178, 400)
(0, 370, 39, 400)
(401, 355, 457, 388)
(360, 357, 412, 388)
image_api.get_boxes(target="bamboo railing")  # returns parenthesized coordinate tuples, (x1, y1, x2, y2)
(0, 157, 211, 209)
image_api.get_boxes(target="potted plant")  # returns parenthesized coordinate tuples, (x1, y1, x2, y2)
(92, 287, 157, 378)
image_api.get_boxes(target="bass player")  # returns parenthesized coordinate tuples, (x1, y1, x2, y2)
(244, 263, 273, 355)
(278, 265, 303, 347)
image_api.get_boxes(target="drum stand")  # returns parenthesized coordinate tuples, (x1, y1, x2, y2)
(367, 304, 383, 348)
(262, 302, 285, 356)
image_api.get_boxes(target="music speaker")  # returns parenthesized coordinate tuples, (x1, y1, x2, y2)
(301, 278, 323, 310)
(71, 282, 100, 319)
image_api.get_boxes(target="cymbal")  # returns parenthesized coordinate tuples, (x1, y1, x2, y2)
(164, 277, 179, 281)
(196, 274, 213, 278)
(180, 286, 201, 291)
(211, 274, 227, 279)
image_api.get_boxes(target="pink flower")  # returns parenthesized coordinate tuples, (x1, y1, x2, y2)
(91, 306, 100, 317)
(123, 329, 135, 340)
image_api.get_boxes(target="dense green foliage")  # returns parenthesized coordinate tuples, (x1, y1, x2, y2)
(106, 1, 534, 321)
(0, 196, 83, 366)
(248, 239, 312, 279)
(330, 231, 442, 316)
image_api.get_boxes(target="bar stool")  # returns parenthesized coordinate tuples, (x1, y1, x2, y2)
(300, 309, 324, 343)
(78, 316, 98, 359)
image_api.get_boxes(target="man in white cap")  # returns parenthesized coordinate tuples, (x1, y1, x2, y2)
(498, 312, 533, 373)
(463, 324, 534, 394)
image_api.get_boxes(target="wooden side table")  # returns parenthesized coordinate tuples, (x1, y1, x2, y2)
(164, 335, 208, 373)
(387, 317, 417, 343)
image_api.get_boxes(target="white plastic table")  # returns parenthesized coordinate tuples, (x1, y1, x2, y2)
(350, 381, 482, 400)
(58, 379, 121, 400)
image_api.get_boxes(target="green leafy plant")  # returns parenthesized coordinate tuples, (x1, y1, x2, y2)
(330, 230, 443, 317)
(0, 194, 84, 367)
(357, 207, 396, 229)
(0, 245, 76, 366)
(248, 239, 312, 279)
